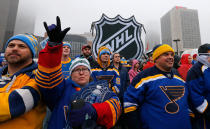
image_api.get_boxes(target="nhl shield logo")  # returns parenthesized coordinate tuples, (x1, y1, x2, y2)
(92, 14, 144, 60)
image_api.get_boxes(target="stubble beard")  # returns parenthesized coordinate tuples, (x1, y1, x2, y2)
(84, 53, 91, 58)
(6, 54, 32, 67)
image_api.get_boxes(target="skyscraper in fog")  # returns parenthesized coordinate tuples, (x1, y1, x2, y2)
(161, 6, 201, 54)
(14, 0, 36, 36)
(0, 0, 19, 52)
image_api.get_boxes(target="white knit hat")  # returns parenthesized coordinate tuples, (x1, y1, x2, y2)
(69, 57, 91, 75)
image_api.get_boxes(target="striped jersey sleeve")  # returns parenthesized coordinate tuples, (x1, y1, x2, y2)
(35, 43, 65, 108)
(0, 78, 40, 121)
(186, 63, 209, 113)
(35, 43, 64, 89)
(111, 68, 121, 94)
(92, 96, 121, 129)
(35, 64, 63, 89)
(124, 70, 164, 113)
(123, 83, 143, 113)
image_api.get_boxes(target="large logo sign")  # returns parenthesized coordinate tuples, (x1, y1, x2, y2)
(92, 14, 144, 60)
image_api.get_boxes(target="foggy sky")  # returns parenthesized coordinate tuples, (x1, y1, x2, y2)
(20, 0, 210, 43)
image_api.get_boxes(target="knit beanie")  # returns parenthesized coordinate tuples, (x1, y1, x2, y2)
(63, 42, 72, 50)
(97, 46, 111, 68)
(5, 34, 38, 58)
(198, 43, 210, 55)
(69, 57, 91, 75)
(152, 44, 174, 61)
(99, 49, 110, 57)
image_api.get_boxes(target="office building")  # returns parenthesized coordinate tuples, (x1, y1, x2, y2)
(161, 6, 201, 54)
(0, 0, 19, 52)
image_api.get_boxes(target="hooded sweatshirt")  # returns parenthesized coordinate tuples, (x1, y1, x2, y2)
(143, 60, 154, 70)
(178, 54, 192, 81)
(128, 59, 139, 83)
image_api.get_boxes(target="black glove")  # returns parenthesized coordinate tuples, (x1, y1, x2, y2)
(43, 16, 70, 44)
(69, 99, 97, 128)
(124, 109, 141, 129)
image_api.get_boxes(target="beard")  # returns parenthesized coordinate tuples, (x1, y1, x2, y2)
(5, 52, 32, 66)
(84, 52, 91, 57)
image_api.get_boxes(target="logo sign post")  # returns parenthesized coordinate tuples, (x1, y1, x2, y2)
(92, 14, 144, 60)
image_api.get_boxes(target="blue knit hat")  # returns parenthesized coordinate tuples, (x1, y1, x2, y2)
(5, 34, 38, 58)
(99, 49, 110, 57)
(63, 42, 72, 50)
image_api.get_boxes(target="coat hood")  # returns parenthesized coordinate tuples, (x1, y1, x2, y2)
(181, 54, 191, 65)
(97, 46, 111, 68)
(131, 59, 139, 70)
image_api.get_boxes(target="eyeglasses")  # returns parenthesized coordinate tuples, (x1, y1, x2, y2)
(72, 68, 90, 74)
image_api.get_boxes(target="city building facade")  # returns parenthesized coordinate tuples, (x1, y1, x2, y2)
(161, 6, 201, 55)
(0, 0, 19, 52)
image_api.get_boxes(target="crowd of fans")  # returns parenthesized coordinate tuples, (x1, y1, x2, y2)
(0, 16, 210, 129)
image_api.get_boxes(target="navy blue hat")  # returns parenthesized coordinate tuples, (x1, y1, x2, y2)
(198, 43, 210, 55)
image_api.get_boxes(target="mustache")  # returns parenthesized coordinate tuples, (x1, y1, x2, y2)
(7, 52, 20, 57)
(166, 59, 174, 62)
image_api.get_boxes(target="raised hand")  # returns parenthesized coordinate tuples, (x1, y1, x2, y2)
(43, 16, 70, 43)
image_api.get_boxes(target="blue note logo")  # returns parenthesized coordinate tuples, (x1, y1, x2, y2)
(160, 86, 185, 114)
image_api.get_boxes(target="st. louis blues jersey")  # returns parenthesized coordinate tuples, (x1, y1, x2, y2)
(186, 62, 210, 129)
(61, 57, 72, 79)
(36, 43, 121, 129)
(91, 65, 121, 94)
(0, 63, 46, 129)
(124, 66, 191, 129)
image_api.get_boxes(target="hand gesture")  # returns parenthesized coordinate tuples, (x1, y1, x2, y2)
(43, 16, 70, 43)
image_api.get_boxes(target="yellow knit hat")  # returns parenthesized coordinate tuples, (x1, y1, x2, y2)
(152, 44, 175, 61)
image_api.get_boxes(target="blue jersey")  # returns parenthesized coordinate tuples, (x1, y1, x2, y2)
(61, 57, 72, 79)
(36, 43, 121, 129)
(91, 65, 121, 94)
(124, 66, 191, 129)
(186, 62, 210, 129)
